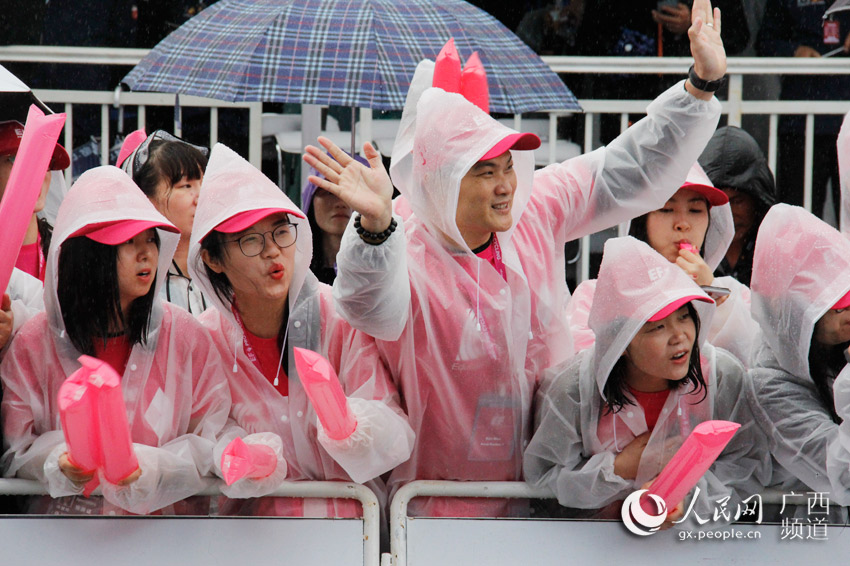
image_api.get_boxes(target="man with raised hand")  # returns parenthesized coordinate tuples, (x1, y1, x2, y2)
(303, 0, 726, 518)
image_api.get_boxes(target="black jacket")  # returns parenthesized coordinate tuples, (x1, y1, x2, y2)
(699, 126, 777, 286)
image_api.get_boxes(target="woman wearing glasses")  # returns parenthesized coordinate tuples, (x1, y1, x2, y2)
(189, 144, 413, 516)
(119, 130, 209, 315)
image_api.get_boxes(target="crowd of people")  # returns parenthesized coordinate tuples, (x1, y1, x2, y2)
(2, 0, 850, 536)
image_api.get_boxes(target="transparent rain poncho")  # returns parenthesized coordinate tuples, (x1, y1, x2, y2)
(525, 237, 767, 521)
(0, 166, 231, 515)
(839, 110, 850, 236)
(567, 163, 759, 366)
(6, 267, 44, 340)
(333, 79, 721, 516)
(188, 144, 413, 517)
(748, 204, 850, 514)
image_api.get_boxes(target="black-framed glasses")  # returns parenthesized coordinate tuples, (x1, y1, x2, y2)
(227, 223, 298, 257)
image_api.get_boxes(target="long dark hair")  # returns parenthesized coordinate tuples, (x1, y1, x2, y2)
(132, 140, 207, 199)
(199, 230, 290, 355)
(57, 235, 159, 355)
(808, 336, 847, 424)
(306, 199, 336, 285)
(603, 302, 707, 414)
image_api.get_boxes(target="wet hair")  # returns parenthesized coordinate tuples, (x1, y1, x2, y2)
(37, 217, 52, 258)
(199, 229, 290, 355)
(306, 193, 336, 285)
(57, 234, 159, 356)
(131, 140, 207, 200)
(628, 196, 712, 258)
(808, 335, 847, 425)
(603, 302, 707, 414)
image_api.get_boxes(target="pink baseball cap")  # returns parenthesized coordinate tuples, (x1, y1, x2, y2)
(480, 132, 541, 161)
(679, 163, 728, 207)
(213, 207, 305, 234)
(0, 120, 71, 171)
(69, 219, 179, 245)
(648, 295, 713, 322)
(833, 289, 850, 310)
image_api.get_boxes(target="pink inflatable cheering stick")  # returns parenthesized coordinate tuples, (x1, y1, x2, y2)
(0, 105, 65, 294)
(89, 359, 139, 484)
(678, 241, 697, 254)
(116, 129, 147, 168)
(642, 420, 740, 514)
(460, 52, 489, 113)
(220, 437, 277, 486)
(432, 38, 462, 94)
(58, 370, 101, 497)
(293, 347, 358, 441)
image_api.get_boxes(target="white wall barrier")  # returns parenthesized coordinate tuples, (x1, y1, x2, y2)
(0, 478, 380, 566)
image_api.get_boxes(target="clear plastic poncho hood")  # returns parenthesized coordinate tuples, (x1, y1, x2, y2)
(589, 236, 715, 396)
(751, 204, 850, 378)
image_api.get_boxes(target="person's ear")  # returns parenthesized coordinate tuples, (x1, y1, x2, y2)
(201, 249, 224, 274)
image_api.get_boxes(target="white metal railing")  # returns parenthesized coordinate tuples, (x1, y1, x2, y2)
(3, 47, 849, 283)
(0, 477, 381, 566)
(388, 481, 797, 566)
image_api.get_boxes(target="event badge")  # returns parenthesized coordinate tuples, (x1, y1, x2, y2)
(824, 19, 841, 45)
(468, 394, 517, 462)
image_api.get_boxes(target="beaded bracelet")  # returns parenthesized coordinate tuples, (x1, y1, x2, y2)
(354, 214, 397, 245)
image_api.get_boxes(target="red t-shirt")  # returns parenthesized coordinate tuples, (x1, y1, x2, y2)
(16, 239, 44, 282)
(92, 334, 131, 376)
(473, 234, 507, 281)
(628, 386, 671, 431)
(243, 329, 289, 396)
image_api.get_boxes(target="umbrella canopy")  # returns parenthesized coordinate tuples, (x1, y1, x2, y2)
(122, 0, 580, 113)
(0, 64, 52, 121)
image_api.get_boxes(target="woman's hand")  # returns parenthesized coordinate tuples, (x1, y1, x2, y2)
(117, 467, 142, 486)
(794, 45, 821, 58)
(652, 3, 691, 35)
(686, 0, 726, 100)
(58, 452, 95, 485)
(614, 432, 651, 480)
(303, 137, 394, 233)
(675, 248, 714, 286)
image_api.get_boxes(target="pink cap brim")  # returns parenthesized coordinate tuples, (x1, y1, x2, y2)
(480, 132, 541, 161)
(116, 129, 148, 168)
(680, 183, 729, 207)
(833, 289, 850, 310)
(213, 207, 305, 234)
(69, 219, 179, 245)
(648, 295, 713, 322)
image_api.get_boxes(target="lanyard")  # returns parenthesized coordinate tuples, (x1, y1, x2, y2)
(490, 235, 507, 281)
(231, 303, 259, 365)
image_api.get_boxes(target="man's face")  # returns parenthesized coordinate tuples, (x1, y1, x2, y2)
(455, 151, 517, 249)
(0, 153, 52, 213)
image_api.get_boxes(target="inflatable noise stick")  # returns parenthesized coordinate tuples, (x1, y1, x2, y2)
(432, 38, 462, 94)
(58, 356, 139, 494)
(58, 378, 100, 497)
(678, 241, 697, 254)
(460, 52, 489, 114)
(220, 437, 277, 486)
(0, 105, 65, 295)
(641, 420, 740, 515)
(293, 347, 358, 441)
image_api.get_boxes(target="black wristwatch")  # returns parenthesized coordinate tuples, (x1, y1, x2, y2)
(688, 64, 726, 93)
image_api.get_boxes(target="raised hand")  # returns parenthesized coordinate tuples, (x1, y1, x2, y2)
(303, 137, 394, 233)
(688, 0, 726, 83)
